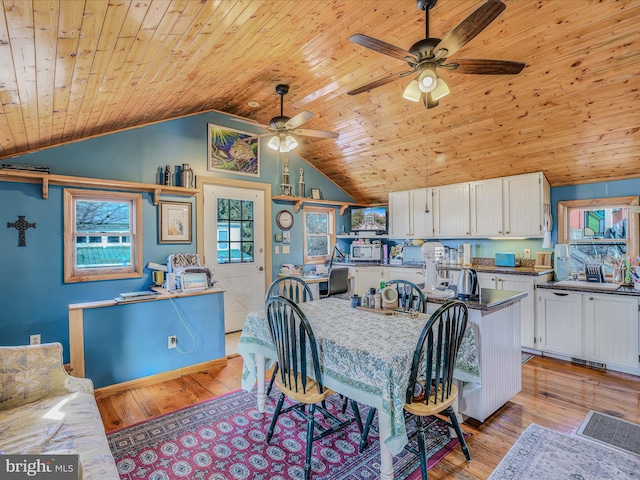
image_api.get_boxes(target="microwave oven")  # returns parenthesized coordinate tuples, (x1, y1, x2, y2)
(350, 243, 382, 261)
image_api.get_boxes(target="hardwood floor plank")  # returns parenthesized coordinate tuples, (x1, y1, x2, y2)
(96, 354, 640, 478)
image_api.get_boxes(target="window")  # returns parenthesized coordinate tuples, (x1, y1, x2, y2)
(216, 197, 254, 264)
(303, 206, 335, 264)
(558, 196, 638, 275)
(64, 189, 143, 283)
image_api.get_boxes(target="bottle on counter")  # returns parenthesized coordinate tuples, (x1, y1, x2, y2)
(180, 163, 194, 188)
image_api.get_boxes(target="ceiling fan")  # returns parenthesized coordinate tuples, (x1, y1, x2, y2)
(233, 84, 338, 153)
(347, 0, 526, 108)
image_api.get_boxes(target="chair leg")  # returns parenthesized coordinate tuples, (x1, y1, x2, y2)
(359, 407, 377, 453)
(266, 362, 279, 396)
(350, 399, 364, 433)
(267, 393, 285, 443)
(416, 415, 428, 480)
(446, 406, 471, 461)
(305, 404, 316, 480)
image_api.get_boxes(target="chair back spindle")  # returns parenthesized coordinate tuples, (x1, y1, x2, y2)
(385, 279, 426, 312)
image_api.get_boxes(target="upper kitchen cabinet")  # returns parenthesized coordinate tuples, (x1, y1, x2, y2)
(388, 188, 433, 239)
(433, 183, 470, 238)
(471, 172, 550, 238)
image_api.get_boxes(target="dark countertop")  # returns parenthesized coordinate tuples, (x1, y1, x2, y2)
(426, 288, 527, 311)
(538, 281, 640, 297)
(330, 261, 424, 268)
(438, 264, 553, 276)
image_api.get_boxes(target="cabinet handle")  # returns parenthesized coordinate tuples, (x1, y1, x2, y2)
(589, 296, 594, 300)
(498, 231, 502, 234)
(506, 231, 510, 234)
(552, 292, 569, 296)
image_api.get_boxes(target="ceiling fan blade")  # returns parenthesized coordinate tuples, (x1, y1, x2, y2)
(239, 132, 273, 142)
(449, 58, 526, 75)
(349, 34, 412, 61)
(434, 0, 506, 58)
(347, 73, 400, 96)
(292, 128, 339, 139)
(229, 116, 271, 129)
(285, 111, 314, 129)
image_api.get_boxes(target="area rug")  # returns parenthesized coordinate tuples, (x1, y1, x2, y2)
(487, 423, 640, 480)
(578, 411, 640, 456)
(108, 388, 466, 479)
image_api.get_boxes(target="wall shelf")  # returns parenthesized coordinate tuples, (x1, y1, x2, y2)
(272, 195, 370, 215)
(0, 169, 199, 205)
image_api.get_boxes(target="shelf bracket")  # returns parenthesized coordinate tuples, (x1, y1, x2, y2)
(292, 199, 303, 213)
(42, 178, 49, 199)
(339, 204, 349, 215)
(153, 188, 161, 206)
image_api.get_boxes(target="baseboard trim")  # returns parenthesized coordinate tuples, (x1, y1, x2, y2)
(94, 357, 228, 399)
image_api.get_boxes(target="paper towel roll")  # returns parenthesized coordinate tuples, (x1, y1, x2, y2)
(463, 243, 471, 267)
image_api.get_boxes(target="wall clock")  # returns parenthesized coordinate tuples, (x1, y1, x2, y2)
(276, 210, 294, 230)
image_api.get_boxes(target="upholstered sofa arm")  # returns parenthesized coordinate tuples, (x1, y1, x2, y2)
(0, 342, 94, 411)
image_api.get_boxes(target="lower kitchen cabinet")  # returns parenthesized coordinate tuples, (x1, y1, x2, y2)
(537, 290, 583, 357)
(583, 293, 639, 369)
(478, 272, 551, 349)
(385, 266, 424, 285)
(353, 266, 385, 295)
(537, 289, 639, 373)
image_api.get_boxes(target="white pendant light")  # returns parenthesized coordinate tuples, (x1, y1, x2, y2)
(403, 79, 422, 102)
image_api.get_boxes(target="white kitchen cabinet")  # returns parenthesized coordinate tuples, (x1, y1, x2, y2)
(478, 272, 551, 349)
(470, 172, 549, 238)
(388, 188, 433, 239)
(385, 266, 424, 285)
(537, 290, 583, 357)
(582, 293, 639, 369)
(470, 178, 503, 237)
(432, 183, 470, 238)
(354, 266, 385, 295)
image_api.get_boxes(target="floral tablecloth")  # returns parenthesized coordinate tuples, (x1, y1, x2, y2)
(238, 297, 479, 456)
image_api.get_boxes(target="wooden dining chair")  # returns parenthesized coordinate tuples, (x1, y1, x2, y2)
(320, 267, 350, 298)
(359, 300, 471, 479)
(265, 276, 313, 396)
(384, 279, 426, 312)
(265, 296, 364, 480)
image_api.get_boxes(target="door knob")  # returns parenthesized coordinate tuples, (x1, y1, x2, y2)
(258, 266, 264, 271)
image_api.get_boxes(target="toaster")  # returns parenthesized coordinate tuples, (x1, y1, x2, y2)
(495, 252, 517, 267)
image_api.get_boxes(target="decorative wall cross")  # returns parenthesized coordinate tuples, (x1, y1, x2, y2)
(7, 215, 36, 246)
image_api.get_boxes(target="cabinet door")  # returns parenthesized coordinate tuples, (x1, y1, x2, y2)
(498, 275, 536, 349)
(537, 290, 583, 357)
(388, 191, 411, 238)
(410, 188, 434, 238)
(477, 272, 497, 290)
(354, 267, 385, 295)
(385, 267, 424, 285)
(503, 173, 543, 237)
(470, 179, 503, 237)
(583, 294, 639, 368)
(433, 183, 470, 237)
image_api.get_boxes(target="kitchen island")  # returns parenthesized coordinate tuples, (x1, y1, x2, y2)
(427, 288, 526, 422)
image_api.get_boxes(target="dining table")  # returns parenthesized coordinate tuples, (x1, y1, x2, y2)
(238, 297, 480, 480)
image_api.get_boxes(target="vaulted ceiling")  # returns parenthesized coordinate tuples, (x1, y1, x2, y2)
(0, 0, 638, 204)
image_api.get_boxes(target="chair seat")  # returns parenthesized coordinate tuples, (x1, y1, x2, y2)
(404, 384, 458, 417)
(275, 374, 336, 404)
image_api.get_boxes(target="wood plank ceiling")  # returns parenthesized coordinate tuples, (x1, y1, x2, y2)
(0, 0, 638, 204)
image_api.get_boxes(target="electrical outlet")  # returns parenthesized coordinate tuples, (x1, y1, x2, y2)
(524, 249, 531, 259)
(30, 334, 41, 345)
(168, 335, 177, 349)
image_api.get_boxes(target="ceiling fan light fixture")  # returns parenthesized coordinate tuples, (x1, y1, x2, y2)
(418, 69, 438, 93)
(403, 79, 422, 102)
(284, 134, 298, 151)
(267, 135, 281, 151)
(431, 78, 450, 101)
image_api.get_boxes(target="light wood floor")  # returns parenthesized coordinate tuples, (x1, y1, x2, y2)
(97, 355, 640, 479)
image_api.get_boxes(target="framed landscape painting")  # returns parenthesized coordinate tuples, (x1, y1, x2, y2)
(208, 123, 260, 177)
(158, 201, 192, 244)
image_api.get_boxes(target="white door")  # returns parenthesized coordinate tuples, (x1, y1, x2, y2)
(204, 184, 265, 333)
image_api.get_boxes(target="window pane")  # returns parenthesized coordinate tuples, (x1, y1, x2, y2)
(307, 236, 329, 257)
(217, 197, 254, 264)
(76, 200, 130, 233)
(306, 213, 328, 234)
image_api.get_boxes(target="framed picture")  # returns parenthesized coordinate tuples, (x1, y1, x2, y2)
(282, 231, 291, 244)
(158, 201, 192, 244)
(207, 123, 260, 177)
(274, 233, 282, 243)
(311, 188, 322, 200)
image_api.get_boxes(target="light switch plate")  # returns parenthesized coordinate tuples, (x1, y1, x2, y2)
(524, 248, 531, 259)
(275, 246, 280, 254)
(283, 245, 290, 254)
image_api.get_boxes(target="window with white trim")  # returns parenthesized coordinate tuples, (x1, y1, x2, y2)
(64, 189, 143, 282)
(303, 206, 335, 265)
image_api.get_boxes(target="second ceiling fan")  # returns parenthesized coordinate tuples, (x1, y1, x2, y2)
(233, 84, 338, 153)
(347, 0, 526, 108)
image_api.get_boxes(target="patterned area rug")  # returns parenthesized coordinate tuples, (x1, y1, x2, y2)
(108, 388, 466, 479)
(488, 423, 640, 480)
(578, 411, 640, 456)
